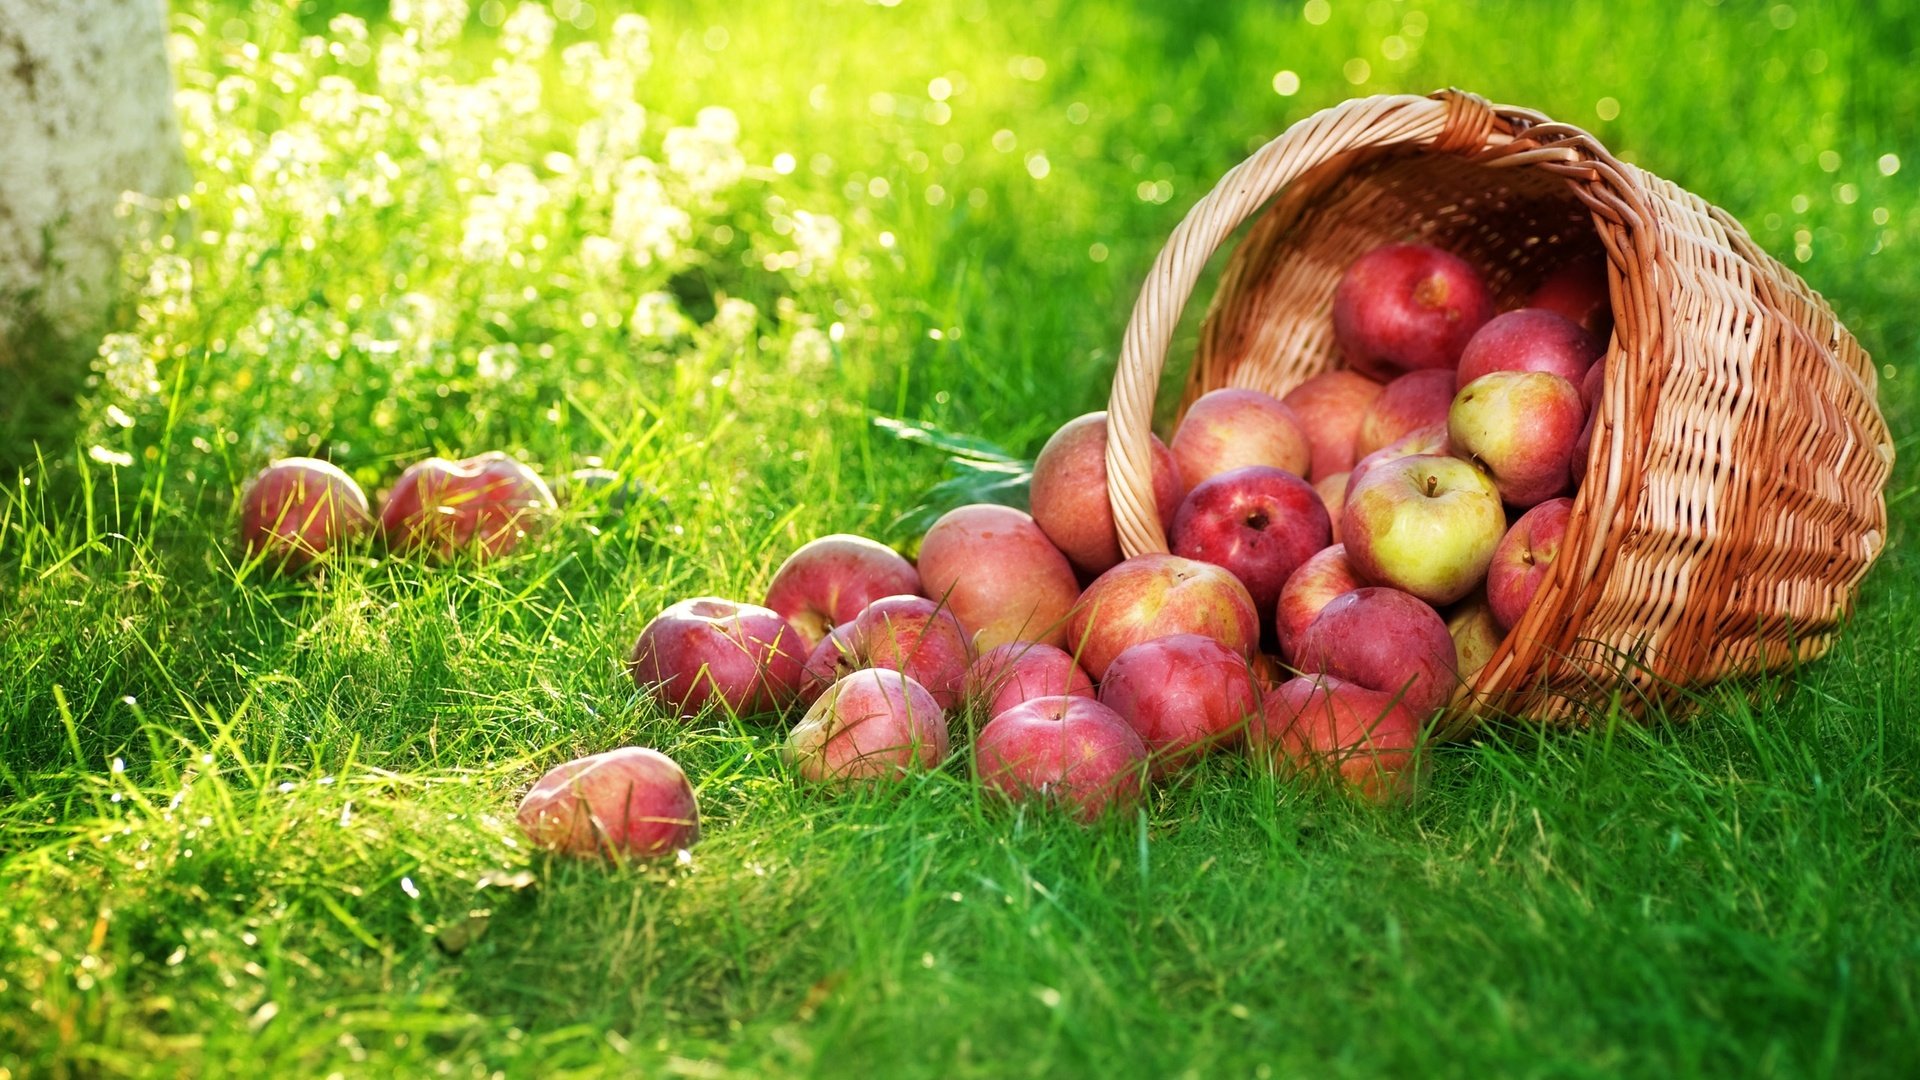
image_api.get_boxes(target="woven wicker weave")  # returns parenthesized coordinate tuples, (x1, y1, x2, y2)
(1105, 89, 1893, 729)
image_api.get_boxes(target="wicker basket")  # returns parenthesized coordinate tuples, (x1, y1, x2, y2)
(1104, 89, 1893, 730)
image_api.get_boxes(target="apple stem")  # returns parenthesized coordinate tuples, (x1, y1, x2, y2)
(1424, 475, 1439, 497)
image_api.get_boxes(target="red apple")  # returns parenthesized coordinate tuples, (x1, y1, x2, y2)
(1097, 633, 1262, 770)
(1445, 595, 1504, 685)
(1169, 388, 1311, 490)
(1252, 675, 1422, 802)
(629, 597, 807, 718)
(1332, 243, 1494, 381)
(974, 696, 1149, 823)
(1355, 368, 1457, 459)
(1029, 411, 1183, 578)
(964, 642, 1095, 721)
(1527, 253, 1613, 341)
(1275, 544, 1361, 665)
(517, 746, 699, 858)
(1455, 309, 1602, 390)
(1487, 497, 1574, 630)
(1316, 473, 1349, 545)
(1169, 466, 1331, 625)
(378, 451, 557, 561)
(917, 505, 1079, 651)
(1341, 454, 1505, 605)
(1580, 356, 1607, 411)
(1570, 409, 1597, 486)
(799, 595, 972, 710)
(1448, 371, 1587, 507)
(764, 534, 922, 649)
(786, 668, 950, 783)
(1293, 587, 1457, 719)
(1066, 553, 1260, 679)
(799, 623, 861, 703)
(1345, 423, 1450, 497)
(238, 457, 372, 571)
(1283, 370, 1386, 482)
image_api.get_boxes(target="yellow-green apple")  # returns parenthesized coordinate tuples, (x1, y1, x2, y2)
(974, 696, 1149, 822)
(1293, 586, 1457, 718)
(1029, 411, 1183, 578)
(1316, 473, 1349, 544)
(1275, 544, 1361, 664)
(1445, 594, 1504, 684)
(1169, 466, 1331, 625)
(1283, 370, 1386, 481)
(1169, 388, 1311, 489)
(1345, 423, 1449, 498)
(1448, 371, 1587, 507)
(764, 534, 922, 649)
(1527, 253, 1613, 340)
(378, 451, 556, 561)
(964, 642, 1095, 720)
(1066, 553, 1259, 679)
(917, 505, 1079, 650)
(1097, 633, 1262, 771)
(1341, 454, 1505, 605)
(239, 457, 372, 572)
(1252, 674, 1422, 802)
(1455, 308, 1602, 389)
(516, 746, 699, 858)
(1355, 368, 1457, 458)
(1487, 497, 1574, 630)
(629, 598, 806, 717)
(786, 668, 949, 784)
(799, 595, 972, 710)
(1333, 243, 1494, 381)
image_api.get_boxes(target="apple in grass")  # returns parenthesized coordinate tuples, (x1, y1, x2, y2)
(1448, 371, 1587, 507)
(1455, 309, 1602, 390)
(1354, 368, 1458, 458)
(1169, 466, 1331, 626)
(239, 457, 373, 571)
(917, 505, 1079, 651)
(1274, 544, 1362, 665)
(629, 598, 807, 718)
(1283, 370, 1386, 482)
(379, 452, 557, 561)
(1066, 554, 1260, 680)
(974, 696, 1149, 823)
(1527, 253, 1613, 341)
(798, 595, 972, 710)
(1252, 675, 1422, 803)
(764, 534, 922, 650)
(786, 669, 950, 784)
(517, 747, 699, 858)
(1029, 411, 1183, 578)
(964, 642, 1095, 721)
(1333, 243, 1494, 382)
(1341, 454, 1505, 606)
(1292, 587, 1457, 719)
(1487, 497, 1574, 631)
(1097, 634, 1262, 772)
(1169, 388, 1311, 489)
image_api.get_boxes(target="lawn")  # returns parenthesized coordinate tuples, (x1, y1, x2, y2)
(2, 0, 1917, 1075)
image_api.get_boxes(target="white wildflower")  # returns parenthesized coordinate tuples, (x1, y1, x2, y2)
(711, 297, 758, 341)
(501, 2, 557, 59)
(628, 292, 690, 341)
(608, 161, 690, 265)
(392, 0, 469, 48)
(610, 14, 652, 74)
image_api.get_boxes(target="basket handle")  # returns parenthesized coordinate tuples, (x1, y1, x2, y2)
(1105, 90, 1526, 557)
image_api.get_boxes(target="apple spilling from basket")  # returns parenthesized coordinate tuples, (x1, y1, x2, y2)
(238, 242, 1612, 858)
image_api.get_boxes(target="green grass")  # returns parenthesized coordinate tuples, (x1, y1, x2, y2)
(3, 0, 1917, 1075)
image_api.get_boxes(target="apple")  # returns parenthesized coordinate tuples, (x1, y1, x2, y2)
(1580, 356, 1607, 410)
(974, 696, 1149, 823)
(1029, 411, 1183, 578)
(1066, 553, 1260, 679)
(1527, 253, 1613, 341)
(1354, 368, 1457, 459)
(1169, 388, 1311, 490)
(629, 597, 807, 717)
(764, 534, 922, 650)
(1570, 409, 1597, 486)
(1169, 465, 1331, 625)
(1341, 454, 1505, 605)
(516, 746, 700, 858)
(799, 623, 861, 703)
(917, 504, 1080, 651)
(1292, 587, 1457, 719)
(378, 451, 557, 561)
(1283, 370, 1386, 481)
(798, 594, 972, 710)
(964, 642, 1095, 721)
(1315, 473, 1349, 545)
(1274, 544, 1362, 664)
(786, 668, 950, 783)
(1332, 243, 1494, 381)
(1097, 633, 1262, 770)
(1455, 309, 1602, 389)
(238, 457, 372, 571)
(1487, 497, 1574, 630)
(1448, 371, 1587, 507)
(1445, 595, 1504, 684)
(1345, 423, 1450, 497)
(1251, 675, 1422, 802)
